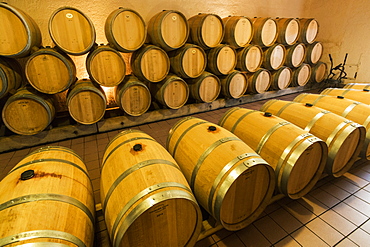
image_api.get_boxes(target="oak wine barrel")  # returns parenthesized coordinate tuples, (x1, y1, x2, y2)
(343, 83, 370, 90)
(167, 117, 275, 231)
(304, 41, 323, 64)
(2, 86, 55, 135)
(235, 44, 263, 73)
(251, 18, 278, 47)
(148, 74, 189, 109)
(131, 44, 170, 83)
(0, 2, 42, 58)
(49, 7, 96, 55)
(298, 18, 319, 44)
(206, 44, 237, 75)
(101, 130, 202, 246)
(276, 18, 300, 46)
(219, 70, 248, 99)
(245, 68, 271, 94)
(291, 63, 311, 86)
(0, 57, 23, 99)
(187, 13, 225, 50)
(66, 79, 107, 125)
(294, 93, 370, 159)
(86, 44, 126, 87)
(219, 107, 327, 198)
(284, 43, 306, 68)
(168, 43, 206, 79)
(0, 146, 95, 247)
(262, 44, 286, 70)
(187, 71, 221, 103)
(222, 16, 253, 48)
(321, 88, 370, 105)
(105, 8, 146, 52)
(310, 61, 327, 83)
(261, 99, 365, 177)
(25, 46, 76, 94)
(270, 66, 292, 90)
(148, 10, 189, 51)
(114, 75, 151, 116)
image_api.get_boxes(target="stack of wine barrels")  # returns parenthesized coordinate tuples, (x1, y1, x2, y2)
(0, 2, 326, 136)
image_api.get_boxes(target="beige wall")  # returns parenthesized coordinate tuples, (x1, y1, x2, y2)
(305, 0, 370, 82)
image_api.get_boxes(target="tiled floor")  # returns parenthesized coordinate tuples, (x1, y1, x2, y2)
(1, 91, 370, 246)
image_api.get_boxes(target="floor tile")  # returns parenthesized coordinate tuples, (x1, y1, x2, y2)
(335, 237, 360, 247)
(283, 200, 316, 224)
(350, 168, 370, 182)
(306, 217, 344, 246)
(291, 226, 329, 247)
(211, 228, 234, 242)
(274, 235, 301, 247)
(342, 172, 369, 188)
(253, 215, 287, 244)
(216, 233, 245, 247)
(194, 236, 215, 247)
(332, 202, 368, 226)
(320, 210, 357, 236)
(361, 219, 370, 234)
(308, 187, 341, 208)
(348, 228, 370, 246)
(297, 194, 329, 216)
(319, 182, 351, 201)
(330, 177, 362, 194)
(343, 195, 370, 216)
(236, 224, 271, 247)
(269, 207, 303, 234)
(354, 189, 370, 203)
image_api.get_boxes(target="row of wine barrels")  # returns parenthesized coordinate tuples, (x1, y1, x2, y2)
(261, 99, 365, 177)
(0, 146, 95, 247)
(0, 57, 23, 99)
(321, 87, 370, 105)
(219, 107, 327, 198)
(294, 93, 370, 159)
(1, 2, 319, 57)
